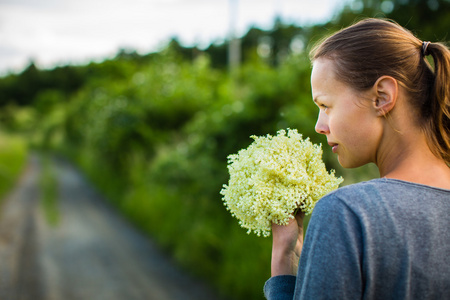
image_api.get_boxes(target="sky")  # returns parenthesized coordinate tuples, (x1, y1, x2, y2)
(0, 0, 350, 75)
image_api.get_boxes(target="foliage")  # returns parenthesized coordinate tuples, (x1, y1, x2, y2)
(336, 0, 450, 42)
(0, 133, 27, 200)
(50, 49, 377, 300)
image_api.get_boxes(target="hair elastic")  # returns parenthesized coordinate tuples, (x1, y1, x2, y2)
(422, 41, 431, 56)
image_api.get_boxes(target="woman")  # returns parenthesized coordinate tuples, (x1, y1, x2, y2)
(264, 18, 450, 299)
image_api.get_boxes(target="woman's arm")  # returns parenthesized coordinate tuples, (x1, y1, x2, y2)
(264, 212, 304, 300)
(265, 195, 364, 300)
(271, 212, 305, 276)
(294, 196, 363, 299)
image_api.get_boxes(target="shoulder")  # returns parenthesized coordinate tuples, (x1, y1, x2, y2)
(311, 179, 390, 217)
(325, 178, 415, 201)
(310, 178, 450, 230)
(316, 178, 449, 211)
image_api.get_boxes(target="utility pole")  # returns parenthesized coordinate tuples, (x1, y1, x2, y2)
(228, 0, 241, 74)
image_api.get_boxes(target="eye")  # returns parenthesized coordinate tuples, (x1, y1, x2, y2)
(313, 98, 330, 112)
(319, 104, 329, 111)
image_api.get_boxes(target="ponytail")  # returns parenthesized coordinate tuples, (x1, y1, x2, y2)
(424, 42, 450, 165)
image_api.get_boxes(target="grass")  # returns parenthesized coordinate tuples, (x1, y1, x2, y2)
(0, 133, 27, 201)
(40, 154, 60, 226)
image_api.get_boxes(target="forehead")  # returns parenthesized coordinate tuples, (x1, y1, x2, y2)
(311, 58, 339, 95)
(311, 58, 366, 104)
(311, 59, 336, 83)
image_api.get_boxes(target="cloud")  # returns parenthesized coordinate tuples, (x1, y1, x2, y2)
(0, 0, 348, 74)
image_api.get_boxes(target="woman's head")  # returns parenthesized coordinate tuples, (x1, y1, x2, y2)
(310, 18, 450, 165)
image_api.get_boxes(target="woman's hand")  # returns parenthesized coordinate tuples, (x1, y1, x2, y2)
(271, 211, 305, 277)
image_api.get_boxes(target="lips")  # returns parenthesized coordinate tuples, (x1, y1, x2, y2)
(328, 142, 338, 153)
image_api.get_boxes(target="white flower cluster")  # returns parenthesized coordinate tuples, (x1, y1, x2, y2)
(220, 129, 343, 237)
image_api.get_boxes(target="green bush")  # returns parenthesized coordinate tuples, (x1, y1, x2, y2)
(43, 50, 377, 300)
(0, 133, 27, 200)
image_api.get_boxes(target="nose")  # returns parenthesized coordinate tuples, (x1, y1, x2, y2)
(315, 110, 329, 135)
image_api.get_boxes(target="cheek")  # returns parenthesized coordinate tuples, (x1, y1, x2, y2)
(343, 116, 383, 155)
(332, 108, 379, 147)
(329, 114, 353, 138)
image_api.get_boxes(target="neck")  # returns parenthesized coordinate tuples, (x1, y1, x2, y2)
(376, 129, 450, 190)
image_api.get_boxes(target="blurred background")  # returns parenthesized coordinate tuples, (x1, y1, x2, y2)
(0, 0, 449, 299)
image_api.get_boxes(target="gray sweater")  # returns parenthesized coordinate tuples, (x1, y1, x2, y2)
(264, 179, 450, 300)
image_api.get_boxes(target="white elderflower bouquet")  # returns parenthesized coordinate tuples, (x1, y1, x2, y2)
(220, 129, 343, 237)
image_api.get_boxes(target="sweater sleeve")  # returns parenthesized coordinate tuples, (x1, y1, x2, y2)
(294, 194, 364, 299)
(264, 275, 296, 300)
(264, 194, 364, 300)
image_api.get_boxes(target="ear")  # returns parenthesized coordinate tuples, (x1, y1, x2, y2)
(372, 76, 398, 117)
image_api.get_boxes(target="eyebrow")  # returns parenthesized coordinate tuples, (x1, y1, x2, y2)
(312, 93, 325, 104)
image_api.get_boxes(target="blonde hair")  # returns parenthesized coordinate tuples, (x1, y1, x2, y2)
(310, 18, 450, 165)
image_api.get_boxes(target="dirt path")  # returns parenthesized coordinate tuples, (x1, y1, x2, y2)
(0, 154, 226, 300)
